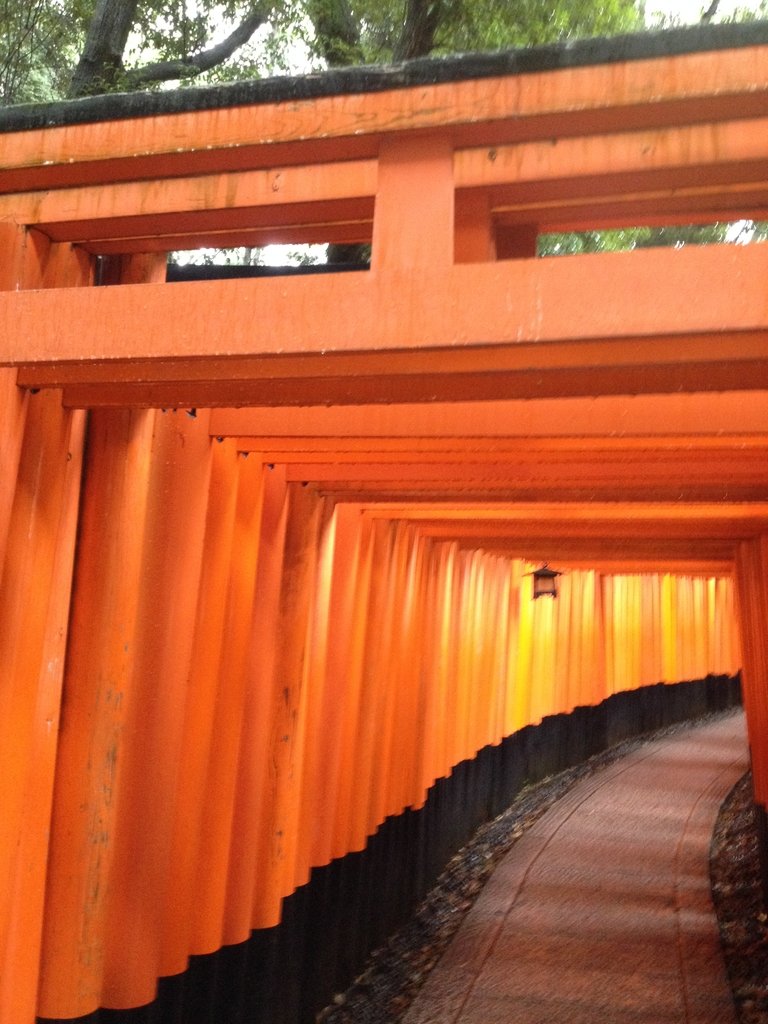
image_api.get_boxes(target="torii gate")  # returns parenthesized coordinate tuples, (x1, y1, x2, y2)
(1, 20, 768, 1024)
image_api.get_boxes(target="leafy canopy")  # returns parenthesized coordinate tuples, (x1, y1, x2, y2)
(1, 0, 642, 104)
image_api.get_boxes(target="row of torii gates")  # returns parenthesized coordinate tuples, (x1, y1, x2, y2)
(1, 20, 768, 1024)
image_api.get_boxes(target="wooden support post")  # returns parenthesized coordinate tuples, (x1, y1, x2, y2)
(99, 410, 213, 1008)
(390, 527, 428, 814)
(37, 409, 155, 1020)
(0, 229, 90, 1024)
(222, 461, 295, 950)
(252, 481, 326, 928)
(371, 134, 454, 271)
(0, 223, 39, 575)
(345, 517, 395, 846)
(298, 502, 364, 869)
(454, 191, 496, 263)
(495, 223, 539, 260)
(0, 394, 85, 1024)
(364, 521, 408, 827)
(0, 365, 27, 574)
(239, 462, 291, 933)
(158, 437, 240, 971)
(189, 448, 265, 957)
(333, 513, 377, 853)
(412, 537, 441, 802)
(35, 244, 172, 1015)
(98, 252, 167, 285)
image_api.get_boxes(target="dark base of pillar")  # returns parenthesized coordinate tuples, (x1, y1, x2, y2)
(754, 801, 768, 908)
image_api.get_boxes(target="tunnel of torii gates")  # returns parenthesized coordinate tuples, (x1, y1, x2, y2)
(2, 17, 768, 1024)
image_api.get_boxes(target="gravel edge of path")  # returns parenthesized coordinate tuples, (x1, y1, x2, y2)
(711, 770, 768, 1024)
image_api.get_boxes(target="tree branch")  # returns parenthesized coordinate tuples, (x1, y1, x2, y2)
(124, 3, 272, 89)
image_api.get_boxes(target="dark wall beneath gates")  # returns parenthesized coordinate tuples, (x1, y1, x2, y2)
(38, 674, 741, 1024)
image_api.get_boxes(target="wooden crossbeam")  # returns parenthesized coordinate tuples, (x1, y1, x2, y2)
(4, 116, 766, 252)
(209, 393, 768, 438)
(7, 247, 768, 395)
(1, 42, 766, 195)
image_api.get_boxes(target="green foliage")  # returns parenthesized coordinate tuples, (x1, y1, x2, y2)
(426, 0, 641, 53)
(131, 0, 268, 66)
(0, 0, 90, 103)
(310, 0, 640, 65)
(539, 220, 768, 256)
(0, 0, 646, 105)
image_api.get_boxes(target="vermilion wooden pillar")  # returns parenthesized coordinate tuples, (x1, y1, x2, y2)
(372, 134, 454, 271)
(0, 392, 85, 1024)
(37, 407, 155, 1020)
(238, 461, 291, 933)
(298, 502, 364, 869)
(334, 513, 377, 853)
(454, 191, 496, 262)
(101, 409, 213, 1008)
(345, 517, 397, 849)
(0, 228, 89, 1024)
(0, 224, 38, 573)
(159, 437, 241, 974)
(156, 436, 239, 970)
(254, 480, 327, 928)
(189, 449, 265, 958)
(35, 253, 175, 1016)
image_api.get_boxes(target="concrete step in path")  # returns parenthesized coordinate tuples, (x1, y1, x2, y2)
(403, 711, 747, 1024)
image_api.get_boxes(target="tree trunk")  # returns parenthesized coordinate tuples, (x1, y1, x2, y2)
(393, 0, 445, 61)
(306, 0, 367, 264)
(68, 0, 139, 97)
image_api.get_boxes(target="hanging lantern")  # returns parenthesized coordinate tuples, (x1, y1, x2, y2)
(529, 564, 562, 599)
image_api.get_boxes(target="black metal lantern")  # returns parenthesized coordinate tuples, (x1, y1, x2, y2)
(529, 564, 562, 599)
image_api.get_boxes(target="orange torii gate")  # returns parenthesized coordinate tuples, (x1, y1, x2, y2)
(0, 20, 767, 1024)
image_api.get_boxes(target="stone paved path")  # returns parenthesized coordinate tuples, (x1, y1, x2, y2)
(403, 712, 747, 1024)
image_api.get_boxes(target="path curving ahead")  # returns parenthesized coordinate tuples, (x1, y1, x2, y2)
(403, 711, 747, 1024)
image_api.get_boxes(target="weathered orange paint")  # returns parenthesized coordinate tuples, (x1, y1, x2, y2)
(238, 465, 293, 934)
(7, 246, 768, 373)
(0, 227, 89, 1024)
(210, 391, 768, 438)
(298, 503, 365, 868)
(218, 456, 280, 946)
(454, 189, 496, 262)
(37, 408, 156, 1020)
(189, 450, 265, 956)
(455, 116, 768, 191)
(252, 481, 327, 927)
(100, 410, 214, 1007)
(158, 437, 241, 975)
(0, 159, 377, 238)
(0, 367, 28, 571)
(0, 393, 85, 1024)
